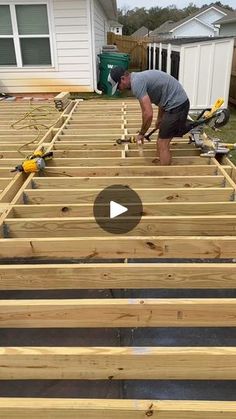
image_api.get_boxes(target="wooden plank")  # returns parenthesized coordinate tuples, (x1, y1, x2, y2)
(1, 346, 236, 379)
(1, 298, 236, 327)
(0, 173, 27, 204)
(128, 149, 200, 157)
(37, 165, 218, 177)
(51, 150, 123, 158)
(0, 262, 236, 290)
(0, 204, 10, 216)
(0, 157, 211, 167)
(1, 398, 236, 419)
(0, 168, 15, 177)
(19, 188, 233, 204)
(0, 236, 235, 259)
(31, 176, 225, 190)
(5, 215, 236, 238)
(9, 202, 236, 218)
(0, 179, 12, 189)
(49, 149, 200, 158)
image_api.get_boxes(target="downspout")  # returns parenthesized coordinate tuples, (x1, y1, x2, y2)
(89, 0, 102, 94)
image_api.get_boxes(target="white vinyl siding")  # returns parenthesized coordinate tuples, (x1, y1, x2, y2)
(198, 8, 224, 26)
(0, 0, 93, 93)
(173, 19, 215, 38)
(0, 0, 112, 93)
(93, 0, 107, 56)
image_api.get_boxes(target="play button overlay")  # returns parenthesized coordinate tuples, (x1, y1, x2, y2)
(110, 201, 128, 219)
(93, 184, 143, 234)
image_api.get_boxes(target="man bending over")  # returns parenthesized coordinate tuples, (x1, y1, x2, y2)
(108, 67, 190, 165)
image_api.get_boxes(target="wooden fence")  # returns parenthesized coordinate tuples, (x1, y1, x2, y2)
(229, 38, 236, 106)
(107, 32, 149, 70)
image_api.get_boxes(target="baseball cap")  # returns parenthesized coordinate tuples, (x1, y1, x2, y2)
(107, 66, 126, 95)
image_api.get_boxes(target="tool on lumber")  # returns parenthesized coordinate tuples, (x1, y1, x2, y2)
(11, 147, 53, 173)
(116, 128, 157, 144)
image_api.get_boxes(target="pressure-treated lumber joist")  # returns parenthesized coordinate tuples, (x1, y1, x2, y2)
(30, 176, 226, 189)
(1, 262, 236, 290)
(4, 215, 236, 238)
(0, 236, 235, 259)
(8, 202, 236, 218)
(0, 157, 212, 167)
(1, 347, 236, 379)
(1, 398, 236, 419)
(1, 298, 236, 327)
(38, 165, 218, 177)
(18, 188, 234, 205)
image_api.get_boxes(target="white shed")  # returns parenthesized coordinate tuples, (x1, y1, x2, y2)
(148, 37, 234, 109)
(0, 0, 117, 93)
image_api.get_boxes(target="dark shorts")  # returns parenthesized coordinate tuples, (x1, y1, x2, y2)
(159, 99, 190, 139)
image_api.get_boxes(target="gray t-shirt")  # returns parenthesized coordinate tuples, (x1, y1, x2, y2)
(131, 70, 188, 111)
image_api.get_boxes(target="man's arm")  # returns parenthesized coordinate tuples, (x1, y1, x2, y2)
(138, 95, 153, 135)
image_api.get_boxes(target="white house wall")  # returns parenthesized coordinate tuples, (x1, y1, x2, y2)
(179, 38, 234, 108)
(0, 0, 94, 93)
(173, 19, 214, 37)
(93, 0, 108, 56)
(197, 8, 224, 26)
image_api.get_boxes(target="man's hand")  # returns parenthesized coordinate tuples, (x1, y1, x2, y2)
(136, 133, 145, 145)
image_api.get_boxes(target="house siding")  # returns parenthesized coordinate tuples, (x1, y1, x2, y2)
(0, 0, 93, 93)
(173, 19, 214, 38)
(198, 8, 224, 26)
(220, 22, 236, 37)
(173, 19, 214, 37)
(93, 0, 108, 56)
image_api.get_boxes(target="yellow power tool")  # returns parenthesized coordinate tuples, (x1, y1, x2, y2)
(11, 148, 53, 173)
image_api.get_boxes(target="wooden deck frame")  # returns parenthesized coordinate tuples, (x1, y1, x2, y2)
(1, 99, 236, 411)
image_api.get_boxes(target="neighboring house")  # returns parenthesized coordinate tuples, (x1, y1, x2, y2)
(214, 12, 236, 37)
(152, 4, 232, 39)
(131, 26, 149, 38)
(0, 0, 117, 93)
(109, 20, 123, 35)
(149, 21, 174, 39)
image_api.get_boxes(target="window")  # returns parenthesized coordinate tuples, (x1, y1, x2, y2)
(0, 3, 52, 67)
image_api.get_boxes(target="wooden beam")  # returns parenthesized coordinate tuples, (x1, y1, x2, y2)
(0, 236, 235, 259)
(31, 176, 225, 190)
(1, 346, 236, 379)
(1, 298, 236, 327)
(127, 149, 200, 157)
(9, 202, 236, 218)
(5, 215, 236, 238)
(0, 398, 236, 419)
(0, 157, 211, 167)
(0, 262, 235, 290)
(19, 188, 233, 204)
(39, 165, 218, 177)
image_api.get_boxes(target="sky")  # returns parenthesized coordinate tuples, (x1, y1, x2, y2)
(117, 0, 236, 10)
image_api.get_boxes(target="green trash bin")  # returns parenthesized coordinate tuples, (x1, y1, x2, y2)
(98, 52, 130, 96)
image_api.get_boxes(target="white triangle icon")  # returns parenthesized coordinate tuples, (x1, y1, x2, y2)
(110, 200, 128, 219)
